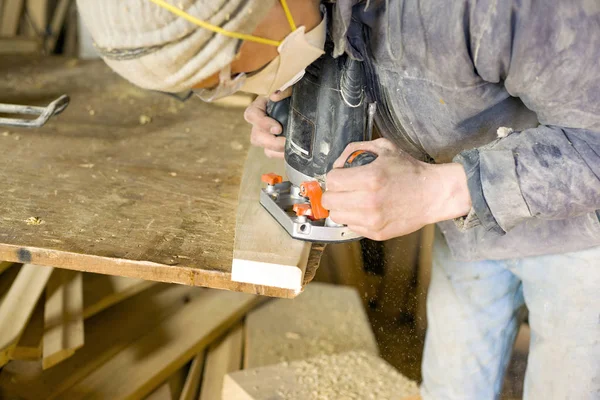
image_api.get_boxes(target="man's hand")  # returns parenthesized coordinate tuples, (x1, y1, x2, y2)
(243, 89, 292, 159)
(322, 138, 472, 241)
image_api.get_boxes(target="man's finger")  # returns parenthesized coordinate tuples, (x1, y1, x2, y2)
(326, 165, 381, 192)
(328, 210, 370, 227)
(322, 190, 377, 212)
(244, 99, 283, 134)
(269, 87, 293, 102)
(251, 128, 285, 151)
(264, 148, 285, 159)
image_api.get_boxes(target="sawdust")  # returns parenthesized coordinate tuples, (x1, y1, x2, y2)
(245, 283, 379, 368)
(229, 351, 420, 400)
(25, 217, 44, 226)
(139, 115, 152, 125)
(230, 141, 244, 151)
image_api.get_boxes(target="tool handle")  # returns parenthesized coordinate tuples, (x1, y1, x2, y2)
(266, 97, 291, 138)
(343, 150, 378, 168)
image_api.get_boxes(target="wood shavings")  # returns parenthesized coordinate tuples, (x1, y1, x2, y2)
(25, 217, 44, 226)
(225, 351, 420, 400)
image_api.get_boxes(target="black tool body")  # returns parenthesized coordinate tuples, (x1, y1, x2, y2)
(267, 43, 369, 185)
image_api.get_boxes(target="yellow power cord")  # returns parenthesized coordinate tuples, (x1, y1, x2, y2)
(147, 0, 296, 47)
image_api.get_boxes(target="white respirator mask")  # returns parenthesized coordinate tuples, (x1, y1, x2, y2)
(164, 0, 327, 102)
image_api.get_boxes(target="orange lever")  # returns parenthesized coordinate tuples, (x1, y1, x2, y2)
(293, 203, 313, 218)
(299, 181, 329, 220)
(261, 173, 282, 186)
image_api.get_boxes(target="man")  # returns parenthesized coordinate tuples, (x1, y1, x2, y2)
(78, 0, 599, 398)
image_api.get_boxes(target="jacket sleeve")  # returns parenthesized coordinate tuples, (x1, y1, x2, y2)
(453, 0, 600, 234)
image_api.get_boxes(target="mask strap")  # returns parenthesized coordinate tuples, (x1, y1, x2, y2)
(148, 0, 297, 47)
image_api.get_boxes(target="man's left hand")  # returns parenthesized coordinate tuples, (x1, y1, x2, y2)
(321, 138, 472, 241)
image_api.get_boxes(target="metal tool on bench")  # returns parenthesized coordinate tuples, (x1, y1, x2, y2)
(0, 95, 70, 128)
(260, 47, 378, 243)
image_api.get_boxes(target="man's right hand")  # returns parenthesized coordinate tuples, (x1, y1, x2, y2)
(243, 88, 292, 159)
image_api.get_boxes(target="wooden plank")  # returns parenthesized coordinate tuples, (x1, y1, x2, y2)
(244, 282, 378, 369)
(231, 145, 311, 293)
(0, 57, 324, 298)
(199, 325, 243, 400)
(42, 269, 84, 369)
(45, 0, 70, 52)
(82, 273, 157, 319)
(224, 351, 420, 400)
(23, 0, 47, 37)
(416, 224, 435, 333)
(179, 352, 205, 400)
(0, 283, 205, 400)
(12, 297, 44, 361)
(0, 264, 52, 367)
(60, 290, 260, 400)
(0, 0, 24, 36)
(0, 36, 40, 53)
(145, 366, 188, 400)
(0, 261, 14, 274)
(0, 264, 20, 302)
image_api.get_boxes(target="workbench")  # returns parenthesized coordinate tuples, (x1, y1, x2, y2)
(0, 57, 322, 297)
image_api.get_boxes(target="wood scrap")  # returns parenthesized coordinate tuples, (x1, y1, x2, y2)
(245, 282, 378, 369)
(0, 284, 204, 400)
(0, 264, 52, 367)
(199, 325, 243, 400)
(0, 0, 24, 36)
(12, 297, 44, 361)
(82, 273, 157, 319)
(42, 269, 84, 369)
(231, 145, 311, 293)
(224, 351, 420, 400)
(59, 290, 260, 400)
(179, 352, 205, 400)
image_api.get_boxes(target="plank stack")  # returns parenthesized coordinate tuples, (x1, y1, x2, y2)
(0, 263, 418, 399)
(0, 0, 78, 55)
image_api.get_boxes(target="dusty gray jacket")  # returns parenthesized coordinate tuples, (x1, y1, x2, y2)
(332, 0, 600, 261)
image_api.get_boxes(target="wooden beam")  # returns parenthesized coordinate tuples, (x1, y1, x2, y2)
(0, 0, 24, 36)
(0, 264, 20, 302)
(224, 351, 420, 400)
(145, 365, 188, 400)
(60, 290, 260, 400)
(0, 262, 14, 275)
(179, 352, 205, 400)
(0, 284, 204, 400)
(82, 273, 156, 319)
(244, 282, 378, 369)
(0, 264, 52, 367)
(12, 297, 44, 361)
(199, 325, 243, 400)
(42, 270, 84, 369)
(231, 146, 311, 293)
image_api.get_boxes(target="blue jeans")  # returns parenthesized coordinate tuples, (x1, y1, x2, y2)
(421, 228, 600, 400)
